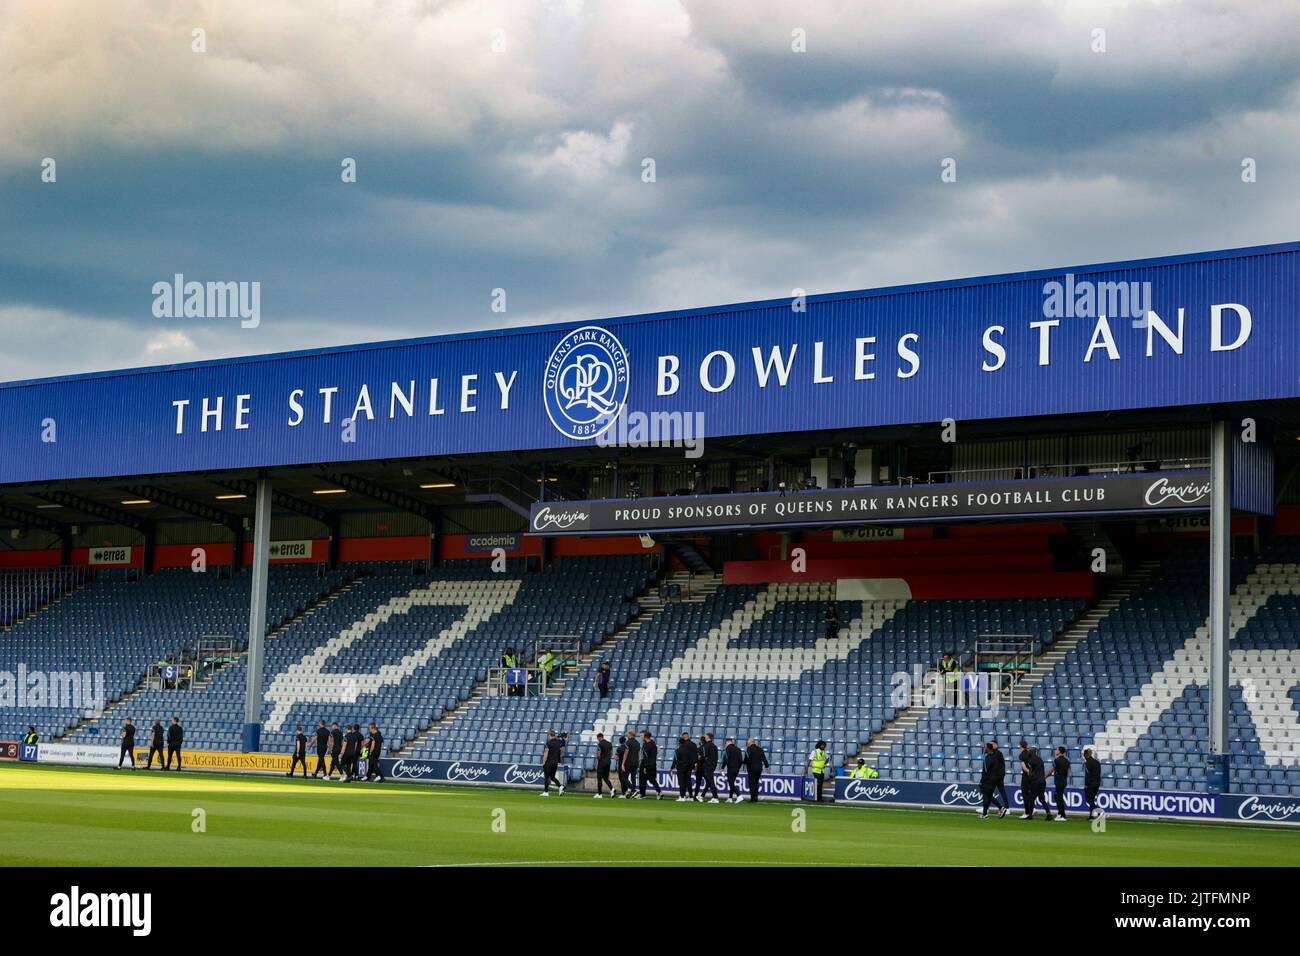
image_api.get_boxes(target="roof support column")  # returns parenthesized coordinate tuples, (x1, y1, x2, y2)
(1207, 419, 1232, 790)
(241, 477, 273, 752)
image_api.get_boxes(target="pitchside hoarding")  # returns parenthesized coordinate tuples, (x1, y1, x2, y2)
(531, 471, 1210, 535)
(31, 743, 120, 767)
(379, 757, 556, 788)
(833, 777, 1300, 825)
(0, 244, 1296, 484)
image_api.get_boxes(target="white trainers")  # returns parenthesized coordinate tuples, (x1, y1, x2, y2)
(540, 792, 550, 797)
(709, 798, 719, 804)
(1054, 815, 1067, 822)
(593, 794, 603, 799)
(1020, 813, 1031, 819)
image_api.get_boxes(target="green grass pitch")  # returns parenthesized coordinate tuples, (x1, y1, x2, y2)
(3, 762, 1299, 867)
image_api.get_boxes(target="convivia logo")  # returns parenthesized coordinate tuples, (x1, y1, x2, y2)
(939, 784, 984, 806)
(842, 780, 902, 801)
(388, 759, 437, 780)
(533, 507, 589, 531)
(446, 761, 492, 782)
(1235, 795, 1300, 823)
(1144, 477, 1212, 507)
(544, 325, 630, 441)
(504, 763, 547, 785)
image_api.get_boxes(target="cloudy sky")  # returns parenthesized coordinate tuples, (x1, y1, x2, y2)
(1, 0, 1298, 381)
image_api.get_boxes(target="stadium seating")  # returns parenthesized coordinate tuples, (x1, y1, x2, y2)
(872, 541, 1300, 796)
(61, 556, 653, 756)
(413, 580, 1086, 778)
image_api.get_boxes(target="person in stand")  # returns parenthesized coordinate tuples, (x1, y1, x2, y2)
(593, 660, 612, 700)
(638, 730, 662, 800)
(621, 729, 640, 798)
(365, 722, 385, 782)
(695, 733, 719, 803)
(312, 720, 331, 777)
(117, 718, 136, 770)
(804, 739, 830, 803)
(1083, 748, 1103, 820)
(593, 732, 615, 798)
(824, 602, 840, 640)
(288, 726, 309, 778)
(146, 720, 166, 769)
(673, 732, 698, 802)
(850, 758, 878, 779)
(540, 729, 564, 796)
(328, 721, 343, 779)
(939, 651, 960, 705)
(501, 647, 521, 696)
(1046, 746, 1070, 821)
(723, 737, 745, 803)
(744, 738, 769, 803)
(22, 726, 38, 746)
(166, 717, 184, 771)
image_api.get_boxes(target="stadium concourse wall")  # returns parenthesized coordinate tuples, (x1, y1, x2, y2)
(833, 778, 1300, 827)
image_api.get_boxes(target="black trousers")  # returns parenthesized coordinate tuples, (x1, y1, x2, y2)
(639, 765, 660, 796)
(696, 768, 718, 799)
(166, 745, 182, 769)
(543, 762, 561, 793)
(290, 752, 308, 776)
(342, 752, 355, 779)
(1085, 784, 1100, 815)
(596, 762, 613, 794)
(617, 765, 631, 794)
(1024, 781, 1050, 816)
(726, 770, 741, 800)
(119, 743, 134, 767)
(747, 769, 762, 801)
(366, 756, 384, 781)
(1054, 785, 1068, 817)
(314, 750, 328, 775)
(328, 753, 342, 776)
(676, 768, 694, 798)
(147, 743, 164, 768)
(812, 772, 826, 802)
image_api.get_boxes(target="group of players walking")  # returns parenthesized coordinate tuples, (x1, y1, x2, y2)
(287, 720, 386, 782)
(561, 730, 772, 803)
(979, 739, 1104, 820)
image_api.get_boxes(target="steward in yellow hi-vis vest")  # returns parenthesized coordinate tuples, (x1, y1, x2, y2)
(804, 740, 830, 802)
(22, 727, 38, 745)
(850, 759, 879, 779)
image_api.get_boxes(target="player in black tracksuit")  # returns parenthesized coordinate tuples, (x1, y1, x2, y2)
(744, 738, 769, 802)
(146, 720, 165, 769)
(594, 733, 615, 796)
(288, 726, 309, 778)
(118, 719, 136, 769)
(328, 722, 343, 778)
(313, 720, 331, 777)
(621, 731, 640, 797)
(695, 734, 719, 802)
(1048, 746, 1071, 820)
(342, 724, 363, 781)
(978, 742, 1006, 818)
(638, 732, 662, 798)
(1083, 748, 1103, 819)
(1020, 744, 1051, 819)
(673, 733, 698, 800)
(541, 730, 564, 794)
(365, 723, 385, 781)
(723, 737, 744, 802)
(166, 717, 184, 770)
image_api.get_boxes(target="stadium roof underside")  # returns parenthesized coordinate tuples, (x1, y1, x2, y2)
(1, 241, 1298, 534)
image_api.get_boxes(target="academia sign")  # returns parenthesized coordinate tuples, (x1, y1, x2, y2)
(531, 472, 1210, 535)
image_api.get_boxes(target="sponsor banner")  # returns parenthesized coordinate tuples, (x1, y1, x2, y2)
(268, 540, 313, 560)
(88, 546, 133, 566)
(133, 748, 294, 773)
(833, 526, 903, 541)
(1220, 793, 1300, 825)
(650, 769, 805, 800)
(380, 757, 557, 788)
(834, 777, 1220, 820)
(464, 533, 521, 554)
(35, 742, 119, 767)
(532, 472, 1210, 535)
(0, 741, 18, 760)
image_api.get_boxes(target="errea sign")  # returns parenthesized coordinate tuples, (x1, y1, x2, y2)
(88, 547, 132, 566)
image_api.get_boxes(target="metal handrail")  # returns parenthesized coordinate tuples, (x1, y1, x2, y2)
(928, 457, 1210, 485)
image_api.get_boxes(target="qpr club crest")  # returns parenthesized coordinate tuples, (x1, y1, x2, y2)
(544, 325, 630, 440)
